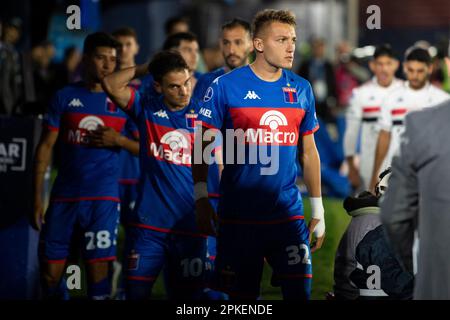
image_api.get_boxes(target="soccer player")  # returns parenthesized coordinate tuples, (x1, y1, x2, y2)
(193, 9, 325, 300)
(344, 44, 403, 192)
(111, 27, 142, 298)
(163, 32, 202, 88)
(32, 32, 139, 299)
(101, 51, 219, 299)
(112, 27, 141, 224)
(164, 16, 190, 36)
(139, 32, 202, 98)
(369, 47, 450, 190)
(192, 18, 252, 287)
(193, 18, 253, 100)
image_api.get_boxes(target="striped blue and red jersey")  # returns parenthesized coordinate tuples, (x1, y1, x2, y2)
(196, 65, 319, 223)
(123, 90, 220, 236)
(44, 82, 130, 201)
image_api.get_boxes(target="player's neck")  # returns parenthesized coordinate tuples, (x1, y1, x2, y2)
(376, 77, 394, 88)
(163, 98, 188, 112)
(224, 59, 250, 73)
(250, 59, 282, 82)
(407, 80, 429, 91)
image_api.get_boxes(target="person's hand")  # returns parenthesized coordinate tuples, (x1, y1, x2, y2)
(88, 125, 122, 148)
(32, 198, 45, 231)
(348, 166, 361, 190)
(369, 175, 378, 194)
(308, 218, 325, 253)
(195, 198, 218, 236)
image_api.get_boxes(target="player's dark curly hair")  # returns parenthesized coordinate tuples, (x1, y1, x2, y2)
(373, 43, 397, 60)
(162, 32, 198, 50)
(83, 32, 121, 56)
(252, 9, 296, 38)
(405, 46, 431, 65)
(148, 50, 189, 83)
(222, 18, 251, 35)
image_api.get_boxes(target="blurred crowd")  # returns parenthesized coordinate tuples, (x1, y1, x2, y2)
(1, 14, 449, 198)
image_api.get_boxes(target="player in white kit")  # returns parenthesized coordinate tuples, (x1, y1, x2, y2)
(344, 44, 403, 192)
(369, 47, 450, 190)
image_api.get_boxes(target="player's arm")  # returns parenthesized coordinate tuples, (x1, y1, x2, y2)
(101, 63, 149, 110)
(88, 126, 139, 155)
(300, 133, 325, 252)
(344, 90, 362, 189)
(192, 127, 218, 236)
(369, 129, 391, 191)
(32, 130, 58, 231)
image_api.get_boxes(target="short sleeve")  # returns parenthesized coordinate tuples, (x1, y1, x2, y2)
(43, 91, 64, 132)
(378, 98, 392, 132)
(346, 88, 362, 121)
(123, 87, 143, 121)
(197, 77, 227, 130)
(299, 82, 320, 136)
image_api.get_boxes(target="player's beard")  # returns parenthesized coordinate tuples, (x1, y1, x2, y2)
(409, 78, 428, 90)
(225, 54, 246, 70)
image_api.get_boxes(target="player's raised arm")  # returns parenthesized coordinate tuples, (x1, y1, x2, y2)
(101, 62, 149, 110)
(300, 133, 325, 252)
(32, 129, 58, 231)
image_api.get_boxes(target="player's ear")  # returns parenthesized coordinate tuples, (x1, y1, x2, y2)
(402, 61, 408, 75)
(253, 38, 263, 53)
(369, 60, 375, 73)
(393, 59, 399, 71)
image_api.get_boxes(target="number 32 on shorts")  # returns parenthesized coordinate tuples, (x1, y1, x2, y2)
(286, 244, 311, 265)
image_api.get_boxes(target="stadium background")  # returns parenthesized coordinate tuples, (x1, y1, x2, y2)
(0, 0, 449, 300)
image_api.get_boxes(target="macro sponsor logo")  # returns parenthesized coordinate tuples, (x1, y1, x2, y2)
(67, 115, 104, 144)
(244, 110, 296, 145)
(149, 130, 192, 165)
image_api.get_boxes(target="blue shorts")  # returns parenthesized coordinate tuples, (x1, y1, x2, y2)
(124, 226, 208, 299)
(40, 200, 120, 264)
(214, 218, 312, 300)
(207, 196, 219, 258)
(119, 183, 139, 224)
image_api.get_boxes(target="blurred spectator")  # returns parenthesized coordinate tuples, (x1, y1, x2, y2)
(430, 42, 450, 93)
(335, 41, 370, 111)
(30, 41, 57, 115)
(0, 17, 23, 115)
(53, 46, 82, 89)
(164, 16, 190, 35)
(298, 38, 337, 123)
